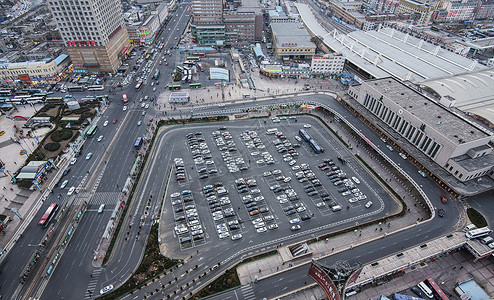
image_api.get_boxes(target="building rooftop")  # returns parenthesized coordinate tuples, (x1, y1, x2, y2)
(270, 22, 314, 48)
(367, 78, 490, 144)
(295, 3, 483, 82)
(420, 68, 494, 125)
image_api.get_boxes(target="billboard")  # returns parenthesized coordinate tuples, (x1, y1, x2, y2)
(308, 263, 340, 300)
(19, 74, 31, 83)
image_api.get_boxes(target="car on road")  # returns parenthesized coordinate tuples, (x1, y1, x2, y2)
(67, 186, 75, 196)
(70, 158, 77, 165)
(145, 104, 149, 109)
(112, 118, 117, 124)
(418, 170, 427, 177)
(98, 204, 105, 213)
(303, 124, 311, 128)
(386, 145, 394, 151)
(103, 120, 109, 127)
(365, 201, 373, 208)
(141, 103, 146, 108)
(142, 111, 146, 116)
(351, 176, 360, 184)
(123, 106, 127, 111)
(440, 195, 447, 204)
(97, 135, 103, 142)
(438, 208, 445, 217)
(60, 179, 69, 189)
(137, 120, 142, 126)
(399, 153, 407, 159)
(100, 285, 114, 295)
(86, 152, 93, 160)
(147, 122, 151, 126)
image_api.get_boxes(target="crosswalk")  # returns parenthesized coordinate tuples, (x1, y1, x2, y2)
(84, 268, 102, 299)
(240, 284, 256, 300)
(89, 191, 121, 206)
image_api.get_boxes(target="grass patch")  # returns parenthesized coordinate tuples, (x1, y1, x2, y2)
(239, 250, 277, 266)
(467, 208, 488, 228)
(191, 267, 240, 299)
(98, 224, 180, 300)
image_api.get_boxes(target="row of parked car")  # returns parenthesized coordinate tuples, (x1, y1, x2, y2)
(187, 132, 218, 179)
(171, 190, 205, 246)
(203, 183, 242, 240)
(212, 129, 248, 173)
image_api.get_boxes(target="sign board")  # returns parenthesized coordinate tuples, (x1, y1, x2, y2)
(346, 267, 363, 285)
(308, 263, 340, 300)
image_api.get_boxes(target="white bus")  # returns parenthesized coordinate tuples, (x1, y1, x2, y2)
(417, 281, 434, 299)
(87, 85, 105, 91)
(466, 227, 492, 239)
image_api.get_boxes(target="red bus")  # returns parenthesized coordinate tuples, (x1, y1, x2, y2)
(39, 203, 59, 226)
(135, 81, 143, 90)
(122, 94, 128, 104)
(425, 278, 449, 300)
(192, 52, 205, 57)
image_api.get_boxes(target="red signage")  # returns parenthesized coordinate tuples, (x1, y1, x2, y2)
(18, 74, 31, 82)
(66, 40, 96, 46)
(108, 25, 122, 40)
(346, 267, 363, 285)
(308, 263, 340, 300)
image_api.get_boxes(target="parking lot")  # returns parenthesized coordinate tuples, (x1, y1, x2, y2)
(159, 116, 400, 254)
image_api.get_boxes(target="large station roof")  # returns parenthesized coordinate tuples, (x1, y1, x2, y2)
(295, 3, 484, 82)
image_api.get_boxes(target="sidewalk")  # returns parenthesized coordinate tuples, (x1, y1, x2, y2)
(0, 103, 49, 254)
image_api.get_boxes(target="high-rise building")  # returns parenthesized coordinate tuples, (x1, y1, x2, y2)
(191, 0, 226, 46)
(46, 0, 130, 73)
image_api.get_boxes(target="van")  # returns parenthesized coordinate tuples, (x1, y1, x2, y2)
(417, 282, 433, 299)
(481, 236, 494, 245)
(179, 236, 191, 243)
(98, 204, 105, 213)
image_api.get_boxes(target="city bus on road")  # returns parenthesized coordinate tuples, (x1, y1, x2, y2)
(145, 54, 151, 61)
(189, 83, 201, 89)
(466, 227, 492, 239)
(168, 85, 181, 90)
(86, 124, 98, 137)
(135, 81, 143, 90)
(186, 56, 200, 61)
(176, 66, 184, 73)
(183, 61, 195, 66)
(39, 203, 59, 227)
(197, 63, 204, 72)
(192, 52, 205, 57)
(425, 277, 449, 300)
(0, 89, 13, 97)
(122, 94, 128, 104)
(67, 86, 85, 92)
(134, 137, 143, 150)
(87, 85, 105, 91)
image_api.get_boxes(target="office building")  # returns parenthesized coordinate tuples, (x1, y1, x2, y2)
(46, 0, 130, 73)
(270, 22, 316, 60)
(396, 0, 434, 23)
(310, 54, 345, 75)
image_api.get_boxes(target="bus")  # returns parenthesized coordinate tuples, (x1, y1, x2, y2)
(176, 66, 185, 73)
(15, 90, 30, 96)
(189, 83, 201, 89)
(197, 63, 204, 72)
(33, 93, 48, 98)
(465, 227, 492, 239)
(134, 137, 143, 150)
(23, 88, 41, 95)
(425, 278, 449, 300)
(186, 56, 201, 61)
(67, 86, 85, 92)
(145, 54, 151, 61)
(86, 124, 98, 137)
(299, 129, 311, 142)
(150, 49, 155, 55)
(135, 81, 143, 90)
(122, 94, 128, 104)
(0, 90, 13, 96)
(192, 52, 206, 57)
(46, 97, 63, 103)
(417, 282, 434, 299)
(168, 85, 181, 90)
(153, 69, 160, 80)
(181, 74, 190, 83)
(309, 139, 322, 154)
(183, 61, 195, 66)
(87, 85, 105, 91)
(39, 203, 59, 227)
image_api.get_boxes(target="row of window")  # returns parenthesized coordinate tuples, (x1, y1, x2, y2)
(363, 93, 442, 159)
(279, 48, 313, 52)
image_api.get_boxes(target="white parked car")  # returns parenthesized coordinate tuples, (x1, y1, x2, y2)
(352, 176, 360, 184)
(145, 104, 149, 109)
(100, 285, 114, 295)
(303, 124, 311, 128)
(365, 201, 373, 208)
(103, 120, 109, 127)
(123, 106, 127, 111)
(60, 180, 69, 189)
(70, 158, 77, 165)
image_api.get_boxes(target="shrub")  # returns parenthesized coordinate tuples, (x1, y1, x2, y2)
(467, 208, 488, 228)
(51, 130, 62, 142)
(60, 128, 73, 140)
(44, 142, 60, 152)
